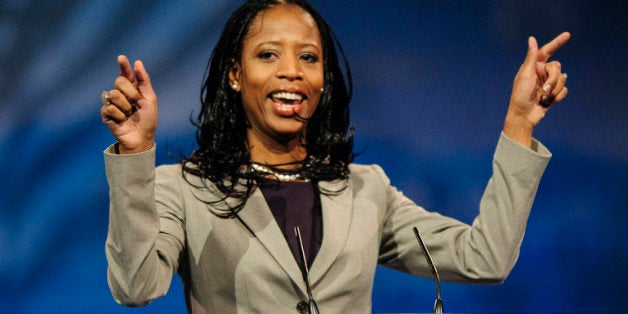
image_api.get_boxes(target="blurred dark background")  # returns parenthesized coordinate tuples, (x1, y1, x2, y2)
(1, 1, 626, 313)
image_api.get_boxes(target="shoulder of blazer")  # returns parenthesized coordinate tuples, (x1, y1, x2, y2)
(348, 163, 391, 186)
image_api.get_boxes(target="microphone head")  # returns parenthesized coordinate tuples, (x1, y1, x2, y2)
(434, 298, 444, 314)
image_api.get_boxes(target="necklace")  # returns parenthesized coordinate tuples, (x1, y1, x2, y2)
(251, 162, 307, 182)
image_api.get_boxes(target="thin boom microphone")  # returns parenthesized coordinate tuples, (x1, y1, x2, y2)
(295, 226, 319, 314)
(413, 226, 444, 314)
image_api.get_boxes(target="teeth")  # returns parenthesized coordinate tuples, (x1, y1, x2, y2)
(272, 92, 303, 101)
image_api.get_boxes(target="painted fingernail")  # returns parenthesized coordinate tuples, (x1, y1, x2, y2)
(539, 95, 553, 108)
(543, 84, 552, 93)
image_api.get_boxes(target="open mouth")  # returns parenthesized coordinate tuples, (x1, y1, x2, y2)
(269, 91, 306, 105)
(268, 91, 307, 117)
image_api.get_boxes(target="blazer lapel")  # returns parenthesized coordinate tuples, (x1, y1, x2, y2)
(236, 188, 307, 293)
(230, 178, 354, 291)
(308, 178, 353, 286)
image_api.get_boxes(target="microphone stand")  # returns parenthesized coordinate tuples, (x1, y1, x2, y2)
(413, 226, 444, 314)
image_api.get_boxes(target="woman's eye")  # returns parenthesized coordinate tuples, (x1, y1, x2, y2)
(300, 53, 318, 63)
(258, 52, 276, 60)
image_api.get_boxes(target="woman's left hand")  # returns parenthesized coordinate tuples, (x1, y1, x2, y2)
(504, 32, 570, 148)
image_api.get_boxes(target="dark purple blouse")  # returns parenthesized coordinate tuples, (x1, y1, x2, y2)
(257, 178, 323, 273)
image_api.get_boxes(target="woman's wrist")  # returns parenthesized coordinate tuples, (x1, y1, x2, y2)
(503, 114, 534, 149)
(117, 141, 154, 154)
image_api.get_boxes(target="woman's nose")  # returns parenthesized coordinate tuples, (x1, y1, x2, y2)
(276, 56, 303, 80)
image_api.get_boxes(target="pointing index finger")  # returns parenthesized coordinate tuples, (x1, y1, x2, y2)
(117, 55, 136, 84)
(537, 32, 571, 62)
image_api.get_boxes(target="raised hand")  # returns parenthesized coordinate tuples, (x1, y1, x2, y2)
(101, 55, 158, 154)
(504, 32, 570, 148)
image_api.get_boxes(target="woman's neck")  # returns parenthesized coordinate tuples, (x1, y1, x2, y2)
(247, 131, 307, 167)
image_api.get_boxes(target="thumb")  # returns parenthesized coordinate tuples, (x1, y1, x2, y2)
(134, 60, 156, 100)
(521, 36, 539, 72)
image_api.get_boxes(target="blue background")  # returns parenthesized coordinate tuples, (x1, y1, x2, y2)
(1, 1, 626, 313)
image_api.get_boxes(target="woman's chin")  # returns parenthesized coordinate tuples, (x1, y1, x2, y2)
(255, 122, 305, 144)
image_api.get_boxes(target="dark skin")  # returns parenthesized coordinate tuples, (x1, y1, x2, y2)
(100, 55, 157, 154)
(101, 7, 569, 154)
(504, 33, 570, 148)
(228, 4, 324, 166)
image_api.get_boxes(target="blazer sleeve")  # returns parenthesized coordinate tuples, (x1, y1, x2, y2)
(104, 144, 185, 306)
(377, 132, 551, 283)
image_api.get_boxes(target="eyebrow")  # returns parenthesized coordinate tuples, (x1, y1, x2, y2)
(255, 40, 321, 51)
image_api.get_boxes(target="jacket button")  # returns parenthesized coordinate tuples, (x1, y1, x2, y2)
(296, 301, 308, 313)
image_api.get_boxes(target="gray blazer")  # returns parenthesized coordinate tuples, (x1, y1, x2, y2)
(104, 133, 550, 313)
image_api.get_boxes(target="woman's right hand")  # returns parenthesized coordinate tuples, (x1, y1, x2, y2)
(101, 55, 158, 154)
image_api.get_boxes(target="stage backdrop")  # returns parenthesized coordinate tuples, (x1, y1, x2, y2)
(1, 1, 626, 313)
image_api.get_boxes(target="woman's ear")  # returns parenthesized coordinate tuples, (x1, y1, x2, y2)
(228, 61, 241, 92)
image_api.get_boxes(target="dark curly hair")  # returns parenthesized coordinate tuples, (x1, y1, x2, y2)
(181, 0, 354, 218)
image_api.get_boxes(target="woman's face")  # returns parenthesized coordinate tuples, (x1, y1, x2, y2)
(230, 4, 324, 144)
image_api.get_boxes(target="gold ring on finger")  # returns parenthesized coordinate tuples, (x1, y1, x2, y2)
(101, 90, 113, 106)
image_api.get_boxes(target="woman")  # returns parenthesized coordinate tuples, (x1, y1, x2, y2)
(101, 0, 569, 313)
